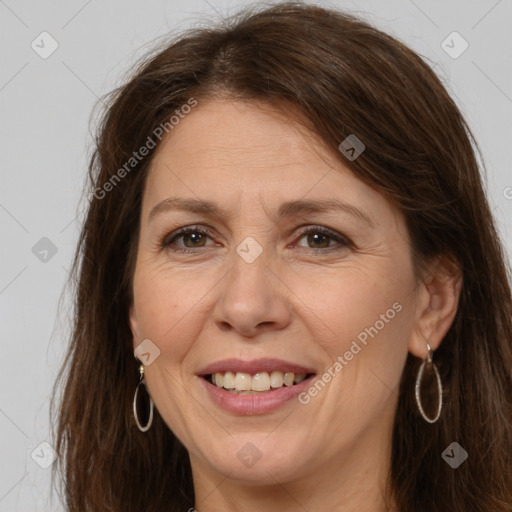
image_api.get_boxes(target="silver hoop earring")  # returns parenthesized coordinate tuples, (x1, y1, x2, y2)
(415, 343, 442, 423)
(133, 364, 154, 432)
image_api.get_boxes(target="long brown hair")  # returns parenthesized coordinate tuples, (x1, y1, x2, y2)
(52, 2, 512, 510)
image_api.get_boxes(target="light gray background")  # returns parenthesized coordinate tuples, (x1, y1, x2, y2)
(1, 0, 511, 510)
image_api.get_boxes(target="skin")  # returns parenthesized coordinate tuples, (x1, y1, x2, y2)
(129, 98, 462, 511)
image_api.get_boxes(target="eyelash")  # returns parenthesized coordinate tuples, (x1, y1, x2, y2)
(160, 225, 352, 254)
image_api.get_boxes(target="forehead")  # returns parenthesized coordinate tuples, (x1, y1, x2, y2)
(150, 98, 335, 175)
(143, 98, 400, 228)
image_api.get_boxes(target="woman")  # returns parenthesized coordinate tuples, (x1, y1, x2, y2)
(53, 2, 512, 511)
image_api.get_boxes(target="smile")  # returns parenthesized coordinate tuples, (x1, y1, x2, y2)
(206, 371, 311, 393)
(197, 358, 318, 415)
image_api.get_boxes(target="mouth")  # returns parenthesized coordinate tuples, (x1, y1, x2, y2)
(203, 370, 315, 394)
(196, 358, 317, 414)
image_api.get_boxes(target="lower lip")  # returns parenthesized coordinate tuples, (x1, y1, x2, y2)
(198, 375, 316, 415)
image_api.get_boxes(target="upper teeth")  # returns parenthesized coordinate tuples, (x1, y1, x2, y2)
(211, 371, 308, 392)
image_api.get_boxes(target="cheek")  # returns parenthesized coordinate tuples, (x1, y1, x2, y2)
(132, 268, 214, 352)
(305, 284, 412, 437)
(294, 263, 411, 351)
(293, 258, 414, 399)
(131, 271, 209, 439)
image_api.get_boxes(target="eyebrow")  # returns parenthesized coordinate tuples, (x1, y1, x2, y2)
(148, 197, 375, 228)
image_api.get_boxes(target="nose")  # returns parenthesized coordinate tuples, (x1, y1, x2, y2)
(212, 251, 292, 338)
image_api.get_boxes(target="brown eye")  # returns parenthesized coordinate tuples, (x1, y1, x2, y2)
(180, 231, 207, 248)
(305, 232, 332, 249)
(295, 226, 351, 251)
(162, 226, 216, 252)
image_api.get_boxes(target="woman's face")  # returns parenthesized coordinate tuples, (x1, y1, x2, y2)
(130, 98, 421, 485)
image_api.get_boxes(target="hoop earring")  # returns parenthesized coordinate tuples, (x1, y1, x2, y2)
(415, 343, 443, 423)
(133, 364, 154, 432)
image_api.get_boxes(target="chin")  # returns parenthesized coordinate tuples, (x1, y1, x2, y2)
(194, 435, 313, 484)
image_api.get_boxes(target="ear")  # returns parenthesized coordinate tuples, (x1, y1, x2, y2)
(129, 303, 140, 349)
(408, 255, 463, 358)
